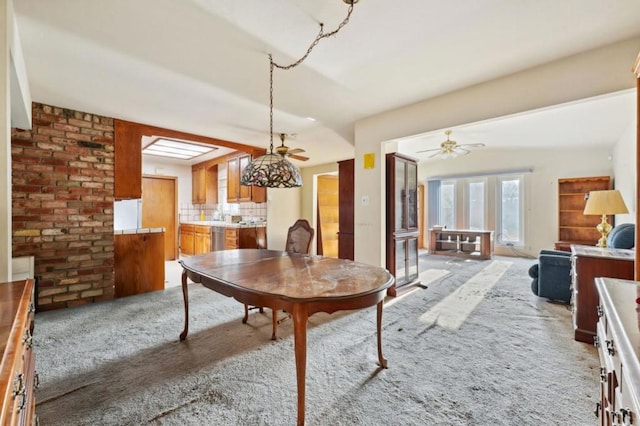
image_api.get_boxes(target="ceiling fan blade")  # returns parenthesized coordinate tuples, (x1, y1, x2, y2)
(287, 148, 305, 154)
(453, 147, 470, 155)
(416, 147, 443, 154)
(288, 154, 309, 161)
(457, 143, 485, 148)
(428, 151, 442, 159)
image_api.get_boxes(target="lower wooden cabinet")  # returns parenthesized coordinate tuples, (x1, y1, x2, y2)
(114, 231, 165, 297)
(224, 227, 267, 250)
(1, 279, 37, 426)
(595, 277, 640, 425)
(182, 224, 267, 253)
(180, 224, 212, 256)
(570, 245, 634, 343)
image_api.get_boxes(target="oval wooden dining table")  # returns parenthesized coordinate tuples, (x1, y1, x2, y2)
(179, 249, 395, 426)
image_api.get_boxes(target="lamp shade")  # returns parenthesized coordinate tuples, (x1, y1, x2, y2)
(583, 190, 629, 215)
(240, 153, 302, 188)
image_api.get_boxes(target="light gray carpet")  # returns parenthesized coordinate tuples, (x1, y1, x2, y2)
(33, 254, 599, 425)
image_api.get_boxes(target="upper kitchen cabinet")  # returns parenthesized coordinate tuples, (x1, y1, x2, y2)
(192, 163, 218, 204)
(115, 119, 142, 199)
(227, 154, 266, 203)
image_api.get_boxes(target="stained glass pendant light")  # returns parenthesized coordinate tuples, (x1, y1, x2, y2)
(240, 0, 358, 188)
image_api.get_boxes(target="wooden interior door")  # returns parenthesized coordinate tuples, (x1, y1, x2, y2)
(142, 175, 178, 260)
(317, 174, 339, 258)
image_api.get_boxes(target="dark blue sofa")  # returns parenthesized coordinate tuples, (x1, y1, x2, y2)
(528, 223, 635, 304)
(529, 249, 572, 303)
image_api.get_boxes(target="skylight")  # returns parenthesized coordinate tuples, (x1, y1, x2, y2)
(142, 138, 217, 160)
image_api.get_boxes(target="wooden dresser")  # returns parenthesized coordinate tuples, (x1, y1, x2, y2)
(595, 277, 640, 425)
(1, 279, 37, 425)
(570, 245, 635, 343)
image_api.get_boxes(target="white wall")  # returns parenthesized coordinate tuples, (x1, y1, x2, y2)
(354, 37, 640, 267)
(418, 147, 612, 256)
(266, 187, 302, 250)
(612, 122, 637, 225)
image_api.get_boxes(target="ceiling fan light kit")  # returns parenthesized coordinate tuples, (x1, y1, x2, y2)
(241, 0, 357, 188)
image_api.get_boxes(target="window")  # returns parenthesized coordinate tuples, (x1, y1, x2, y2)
(467, 180, 485, 230)
(497, 175, 524, 245)
(427, 171, 527, 247)
(439, 180, 456, 229)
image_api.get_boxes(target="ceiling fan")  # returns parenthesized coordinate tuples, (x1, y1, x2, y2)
(274, 133, 309, 161)
(416, 130, 485, 159)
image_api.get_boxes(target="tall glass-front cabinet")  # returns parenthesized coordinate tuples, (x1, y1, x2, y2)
(386, 153, 420, 296)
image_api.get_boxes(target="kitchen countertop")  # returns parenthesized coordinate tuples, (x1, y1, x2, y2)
(114, 227, 165, 235)
(181, 221, 266, 228)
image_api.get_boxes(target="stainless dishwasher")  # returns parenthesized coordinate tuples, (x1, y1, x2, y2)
(212, 226, 226, 251)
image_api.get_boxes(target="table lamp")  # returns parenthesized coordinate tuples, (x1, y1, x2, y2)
(583, 189, 629, 248)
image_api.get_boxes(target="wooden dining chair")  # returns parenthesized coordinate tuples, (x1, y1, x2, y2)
(243, 219, 314, 340)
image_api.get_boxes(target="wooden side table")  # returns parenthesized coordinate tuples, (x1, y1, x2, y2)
(570, 245, 635, 343)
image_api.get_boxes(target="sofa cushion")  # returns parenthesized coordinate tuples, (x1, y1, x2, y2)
(607, 223, 635, 249)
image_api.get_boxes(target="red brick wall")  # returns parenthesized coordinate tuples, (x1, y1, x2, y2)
(11, 103, 115, 311)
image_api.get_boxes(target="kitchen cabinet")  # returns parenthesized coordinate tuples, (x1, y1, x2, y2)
(114, 119, 142, 200)
(191, 164, 218, 205)
(180, 224, 213, 255)
(224, 227, 267, 250)
(114, 230, 165, 297)
(227, 154, 266, 203)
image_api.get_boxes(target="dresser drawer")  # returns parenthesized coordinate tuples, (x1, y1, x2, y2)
(1, 279, 36, 426)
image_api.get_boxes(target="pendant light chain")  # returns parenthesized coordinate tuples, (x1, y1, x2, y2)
(272, 3, 355, 71)
(267, 2, 355, 153)
(242, 1, 356, 188)
(269, 55, 275, 154)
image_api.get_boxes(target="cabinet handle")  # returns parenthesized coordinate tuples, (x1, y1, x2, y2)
(619, 408, 632, 425)
(12, 373, 26, 411)
(600, 367, 607, 382)
(606, 339, 615, 356)
(23, 329, 33, 349)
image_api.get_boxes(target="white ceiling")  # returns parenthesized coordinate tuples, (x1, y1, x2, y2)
(13, 0, 640, 166)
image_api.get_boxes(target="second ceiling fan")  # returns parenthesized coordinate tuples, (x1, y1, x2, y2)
(417, 130, 485, 159)
(274, 133, 309, 161)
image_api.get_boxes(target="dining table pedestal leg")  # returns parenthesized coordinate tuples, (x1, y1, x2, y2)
(292, 303, 309, 426)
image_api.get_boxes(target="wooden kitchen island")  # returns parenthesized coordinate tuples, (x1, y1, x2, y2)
(114, 228, 165, 297)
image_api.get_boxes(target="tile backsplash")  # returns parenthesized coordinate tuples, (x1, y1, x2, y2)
(179, 164, 267, 222)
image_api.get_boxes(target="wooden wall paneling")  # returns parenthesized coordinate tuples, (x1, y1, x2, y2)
(635, 51, 640, 280)
(338, 159, 354, 260)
